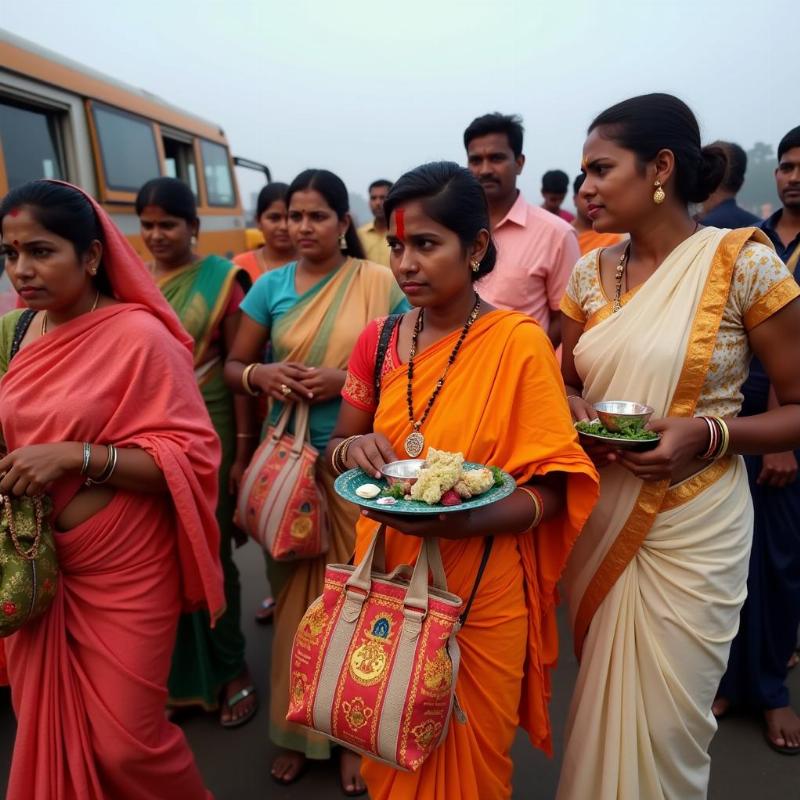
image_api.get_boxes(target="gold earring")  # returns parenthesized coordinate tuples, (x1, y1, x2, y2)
(339, 233, 347, 252)
(470, 259, 480, 272)
(653, 180, 666, 205)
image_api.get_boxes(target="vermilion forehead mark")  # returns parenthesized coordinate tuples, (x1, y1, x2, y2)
(395, 207, 405, 240)
(12, 240, 19, 247)
(8, 208, 20, 217)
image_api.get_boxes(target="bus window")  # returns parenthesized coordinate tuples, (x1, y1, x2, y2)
(163, 134, 198, 199)
(92, 103, 160, 193)
(0, 98, 65, 189)
(200, 139, 235, 206)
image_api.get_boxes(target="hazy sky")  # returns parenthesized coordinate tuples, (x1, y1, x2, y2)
(3, 0, 795, 214)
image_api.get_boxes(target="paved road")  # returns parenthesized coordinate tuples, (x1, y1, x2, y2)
(1, 540, 798, 798)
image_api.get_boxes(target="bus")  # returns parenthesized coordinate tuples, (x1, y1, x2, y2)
(0, 27, 269, 302)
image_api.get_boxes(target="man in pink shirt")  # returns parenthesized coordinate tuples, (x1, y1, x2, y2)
(464, 113, 580, 347)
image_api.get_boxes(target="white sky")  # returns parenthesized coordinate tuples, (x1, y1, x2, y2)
(3, 0, 795, 212)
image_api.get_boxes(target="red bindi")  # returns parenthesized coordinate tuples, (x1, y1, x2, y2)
(8, 208, 20, 217)
(12, 240, 19, 247)
(395, 207, 405, 240)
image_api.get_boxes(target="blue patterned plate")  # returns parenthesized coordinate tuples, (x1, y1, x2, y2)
(334, 462, 517, 515)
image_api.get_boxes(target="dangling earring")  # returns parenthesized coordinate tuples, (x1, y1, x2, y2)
(191, 234, 198, 247)
(653, 180, 666, 205)
(339, 233, 347, 252)
(470, 259, 481, 273)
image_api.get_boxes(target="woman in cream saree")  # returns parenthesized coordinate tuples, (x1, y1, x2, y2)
(559, 94, 800, 800)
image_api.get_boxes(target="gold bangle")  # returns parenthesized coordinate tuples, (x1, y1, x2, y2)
(331, 439, 348, 475)
(712, 416, 730, 458)
(517, 486, 543, 529)
(340, 435, 360, 469)
(242, 363, 260, 396)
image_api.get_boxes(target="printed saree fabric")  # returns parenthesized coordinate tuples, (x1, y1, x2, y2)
(0, 181, 222, 799)
(557, 228, 800, 800)
(349, 310, 598, 800)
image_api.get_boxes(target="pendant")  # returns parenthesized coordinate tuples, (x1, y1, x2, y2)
(404, 431, 424, 458)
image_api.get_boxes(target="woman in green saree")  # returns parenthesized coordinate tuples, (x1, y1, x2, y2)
(137, 177, 258, 728)
(225, 169, 409, 795)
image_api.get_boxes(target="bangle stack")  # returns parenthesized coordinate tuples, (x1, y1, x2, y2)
(517, 485, 544, 529)
(331, 435, 362, 475)
(85, 444, 118, 487)
(242, 363, 261, 397)
(700, 416, 730, 460)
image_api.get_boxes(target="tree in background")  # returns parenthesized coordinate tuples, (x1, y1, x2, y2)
(740, 142, 779, 217)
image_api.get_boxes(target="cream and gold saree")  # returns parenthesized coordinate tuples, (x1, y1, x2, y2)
(558, 227, 800, 800)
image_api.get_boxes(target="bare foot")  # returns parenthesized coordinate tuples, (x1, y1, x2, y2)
(271, 750, 306, 785)
(764, 706, 800, 753)
(340, 749, 367, 796)
(788, 651, 799, 670)
(711, 696, 731, 719)
(219, 668, 257, 727)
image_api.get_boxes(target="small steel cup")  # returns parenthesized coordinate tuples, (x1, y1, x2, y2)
(593, 401, 654, 433)
(380, 459, 425, 488)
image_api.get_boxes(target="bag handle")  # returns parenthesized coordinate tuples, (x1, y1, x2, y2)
(1, 495, 45, 561)
(291, 402, 311, 455)
(270, 402, 294, 442)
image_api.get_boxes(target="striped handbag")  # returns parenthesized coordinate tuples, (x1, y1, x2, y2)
(286, 525, 492, 771)
(235, 402, 329, 561)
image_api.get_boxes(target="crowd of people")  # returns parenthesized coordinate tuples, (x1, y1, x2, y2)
(0, 92, 798, 800)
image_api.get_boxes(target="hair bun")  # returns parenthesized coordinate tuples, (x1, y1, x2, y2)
(690, 145, 727, 204)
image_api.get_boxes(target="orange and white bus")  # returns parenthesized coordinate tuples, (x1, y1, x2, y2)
(0, 28, 269, 272)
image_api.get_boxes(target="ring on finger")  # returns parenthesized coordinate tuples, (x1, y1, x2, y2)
(280, 384, 292, 397)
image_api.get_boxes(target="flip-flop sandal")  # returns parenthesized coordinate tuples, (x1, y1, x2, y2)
(764, 728, 800, 756)
(220, 685, 258, 729)
(255, 597, 276, 625)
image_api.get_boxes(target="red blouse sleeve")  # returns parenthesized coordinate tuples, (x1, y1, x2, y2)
(225, 281, 245, 317)
(342, 319, 382, 412)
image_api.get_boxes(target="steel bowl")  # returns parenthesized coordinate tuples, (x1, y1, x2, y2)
(593, 401, 654, 433)
(380, 459, 425, 488)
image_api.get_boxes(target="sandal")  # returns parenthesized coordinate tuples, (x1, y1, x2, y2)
(764, 727, 800, 756)
(220, 685, 258, 729)
(255, 596, 276, 625)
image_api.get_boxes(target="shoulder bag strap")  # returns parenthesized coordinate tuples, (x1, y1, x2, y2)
(458, 536, 494, 626)
(373, 314, 403, 400)
(10, 310, 36, 362)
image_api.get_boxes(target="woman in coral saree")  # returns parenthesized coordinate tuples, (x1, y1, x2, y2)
(0, 179, 223, 800)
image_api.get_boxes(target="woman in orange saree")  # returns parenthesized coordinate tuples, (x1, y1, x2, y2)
(0, 180, 223, 800)
(327, 162, 598, 800)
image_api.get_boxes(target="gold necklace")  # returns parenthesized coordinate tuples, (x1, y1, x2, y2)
(41, 291, 101, 335)
(612, 244, 631, 313)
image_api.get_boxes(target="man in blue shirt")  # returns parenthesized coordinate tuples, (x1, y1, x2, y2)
(699, 141, 762, 228)
(761, 126, 800, 267)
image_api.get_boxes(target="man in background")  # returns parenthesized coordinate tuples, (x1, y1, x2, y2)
(464, 113, 579, 348)
(572, 173, 623, 255)
(358, 179, 393, 266)
(541, 169, 575, 222)
(699, 141, 761, 228)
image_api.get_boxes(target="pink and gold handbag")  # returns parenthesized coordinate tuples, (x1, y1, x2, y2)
(286, 525, 492, 771)
(236, 402, 329, 561)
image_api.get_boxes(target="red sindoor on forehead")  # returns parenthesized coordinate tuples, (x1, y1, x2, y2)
(8, 208, 20, 217)
(395, 207, 405, 241)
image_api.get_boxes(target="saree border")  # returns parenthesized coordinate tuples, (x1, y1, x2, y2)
(573, 228, 757, 658)
(660, 456, 732, 512)
(195, 263, 246, 367)
(743, 276, 800, 331)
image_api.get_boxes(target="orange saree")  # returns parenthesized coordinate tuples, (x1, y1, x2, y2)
(0, 183, 223, 799)
(349, 310, 598, 799)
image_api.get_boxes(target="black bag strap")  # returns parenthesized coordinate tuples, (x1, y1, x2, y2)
(373, 314, 403, 401)
(9, 310, 36, 362)
(459, 535, 494, 626)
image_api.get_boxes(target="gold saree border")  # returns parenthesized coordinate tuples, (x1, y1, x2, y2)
(660, 456, 732, 512)
(560, 293, 585, 324)
(194, 266, 244, 367)
(743, 276, 800, 331)
(573, 228, 756, 659)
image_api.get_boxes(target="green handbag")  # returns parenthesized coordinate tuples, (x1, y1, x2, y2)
(0, 494, 59, 637)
